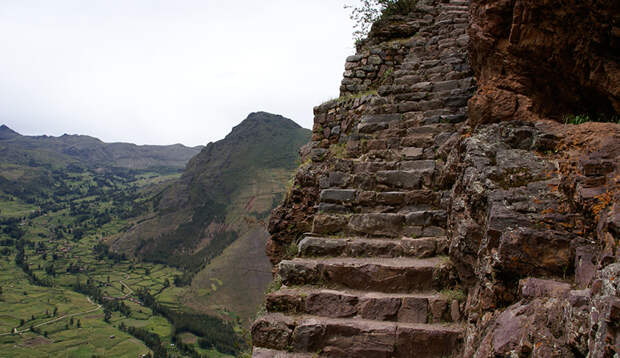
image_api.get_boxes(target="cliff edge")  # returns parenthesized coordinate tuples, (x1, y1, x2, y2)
(253, 0, 619, 356)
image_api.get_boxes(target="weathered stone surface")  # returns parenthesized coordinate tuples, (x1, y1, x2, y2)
(320, 189, 357, 203)
(394, 325, 463, 358)
(376, 170, 425, 189)
(469, 0, 619, 125)
(445, 120, 620, 356)
(358, 296, 401, 320)
(401, 147, 424, 160)
(348, 213, 405, 237)
(312, 214, 348, 235)
(252, 347, 314, 358)
(277, 257, 451, 293)
(305, 291, 358, 318)
(278, 260, 320, 286)
(298, 236, 445, 260)
(398, 297, 429, 323)
(255, 314, 463, 358)
(361, 114, 402, 124)
(251, 314, 294, 350)
(519, 278, 571, 299)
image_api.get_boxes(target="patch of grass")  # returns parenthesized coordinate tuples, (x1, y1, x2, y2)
(564, 113, 620, 125)
(265, 275, 282, 295)
(284, 242, 299, 260)
(440, 289, 466, 302)
(329, 143, 347, 159)
(321, 89, 379, 106)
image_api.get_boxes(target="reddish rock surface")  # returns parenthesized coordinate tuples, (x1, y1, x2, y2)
(468, 0, 620, 125)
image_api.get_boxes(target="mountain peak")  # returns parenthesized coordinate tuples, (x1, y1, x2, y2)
(226, 112, 302, 140)
(0, 125, 21, 139)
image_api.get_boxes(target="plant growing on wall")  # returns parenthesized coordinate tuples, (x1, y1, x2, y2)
(346, 0, 417, 42)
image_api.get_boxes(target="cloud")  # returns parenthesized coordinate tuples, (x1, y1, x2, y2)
(0, 0, 357, 146)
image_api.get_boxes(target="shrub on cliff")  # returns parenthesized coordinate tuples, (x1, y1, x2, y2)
(346, 0, 417, 42)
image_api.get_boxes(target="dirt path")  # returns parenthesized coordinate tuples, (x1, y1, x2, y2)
(119, 280, 134, 295)
(0, 298, 102, 337)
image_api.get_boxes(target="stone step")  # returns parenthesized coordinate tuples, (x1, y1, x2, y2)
(298, 236, 448, 258)
(392, 77, 474, 92)
(392, 86, 474, 104)
(320, 162, 437, 190)
(318, 189, 444, 214)
(357, 113, 403, 134)
(376, 169, 434, 189)
(266, 287, 462, 324)
(356, 118, 457, 138)
(323, 159, 442, 179)
(252, 347, 314, 358)
(278, 257, 454, 293)
(360, 148, 403, 162)
(441, 4, 469, 11)
(252, 313, 463, 358)
(313, 211, 447, 237)
(320, 167, 437, 193)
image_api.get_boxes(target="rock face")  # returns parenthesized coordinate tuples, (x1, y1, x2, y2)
(468, 0, 619, 125)
(444, 120, 620, 357)
(254, 0, 619, 356)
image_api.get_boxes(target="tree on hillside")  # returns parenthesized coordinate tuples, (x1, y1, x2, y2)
(103, 309, 111, 323)
(346, 0, 417, 41)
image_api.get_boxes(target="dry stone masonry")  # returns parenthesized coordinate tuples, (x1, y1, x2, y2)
(254, 0, 620, 356)
(253, 1, 474, 356)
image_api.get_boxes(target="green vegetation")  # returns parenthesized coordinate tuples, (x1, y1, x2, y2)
(0, 116, 309, 357)
(322, 89, 379, 107)
(139, 114, 310, 333)
(329, 143, 348, 159)
(0, 251, 150, 357)
(0, 166, 239, 357)
(126, 112, 310, 272)
(563, 113, 620, 125)
(440, 288, 466, 302)
(0, 124, 200, 173)
(346, 0, 418, 42)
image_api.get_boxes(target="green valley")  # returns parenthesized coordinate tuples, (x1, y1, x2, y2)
(0, 166, 239, 357)
(0, 112, 310, 357)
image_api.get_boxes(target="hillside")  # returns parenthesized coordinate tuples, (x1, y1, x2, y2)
(110, 112, 311, 323)
(0, 124, 201, 203)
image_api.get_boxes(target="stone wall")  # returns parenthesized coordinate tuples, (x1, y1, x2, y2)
(340, 43, 410, 96)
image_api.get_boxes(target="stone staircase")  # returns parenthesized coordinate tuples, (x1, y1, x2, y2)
(252, 1, 474, 357)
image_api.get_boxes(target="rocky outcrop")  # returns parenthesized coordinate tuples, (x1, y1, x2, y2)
(449, 0, 620, 355)
(445, 120, 619, 356)
(255, 0, 619, 356)
(468, 0, 620, 125)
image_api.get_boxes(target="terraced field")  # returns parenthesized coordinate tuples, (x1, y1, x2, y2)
(0, 168, 238, 357)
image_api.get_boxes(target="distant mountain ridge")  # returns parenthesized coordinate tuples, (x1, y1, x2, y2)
(0, 124, 201, 171)
(0, 124, 20, 139)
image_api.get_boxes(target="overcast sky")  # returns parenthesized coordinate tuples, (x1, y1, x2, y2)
(0, 1, 357, 146)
